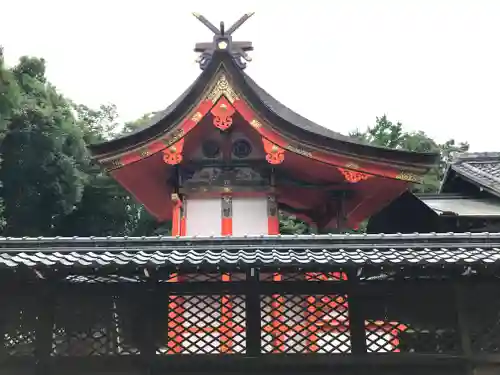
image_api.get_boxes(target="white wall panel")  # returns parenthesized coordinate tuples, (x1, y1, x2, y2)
(232, 197, 268, 236)
(185, 198, 221, 236)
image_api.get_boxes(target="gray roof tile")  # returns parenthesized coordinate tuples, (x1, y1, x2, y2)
(0, 233, 499, 269)
(447, 152, 500, 196)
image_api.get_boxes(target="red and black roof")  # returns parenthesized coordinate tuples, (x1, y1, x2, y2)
(86, 14, 443, 226)
(88, 14, 439, 170)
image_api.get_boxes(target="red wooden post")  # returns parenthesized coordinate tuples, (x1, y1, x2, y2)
(171, 194, 182, 236)
(267, 196, 279, 235)
(179, 196, 186, 236)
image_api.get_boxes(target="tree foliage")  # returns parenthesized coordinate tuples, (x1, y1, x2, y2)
(0, 55, 88, 235)
(0, 50, 148, 236)
(350, 115, 469, 193)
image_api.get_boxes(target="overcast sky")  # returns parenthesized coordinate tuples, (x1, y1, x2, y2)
(2, 0, 499, 151)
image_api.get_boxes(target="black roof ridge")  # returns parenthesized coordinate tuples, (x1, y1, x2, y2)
(0, 232, 499, 247)
(87, 59, 222, 155)
(0, 241, 498, 253)
(453, 151, 500, 163)
(416, 193, 470, 199)
(1, 239, 500, 268)
(223, 54, 439, 166)
(239, 70, 439, 160)
(239, 70, 358, 145)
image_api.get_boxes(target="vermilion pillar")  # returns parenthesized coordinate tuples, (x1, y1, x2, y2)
(267, 195, 280, 235)
(171, 194, 182, 236)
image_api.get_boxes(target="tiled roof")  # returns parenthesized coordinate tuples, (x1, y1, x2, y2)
(445, 152, 500, 196)
(0, 233, 499, 269)
(419, 194, 500, 217)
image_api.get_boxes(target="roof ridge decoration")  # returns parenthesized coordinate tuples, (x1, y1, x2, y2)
(193, 12, 254, 70)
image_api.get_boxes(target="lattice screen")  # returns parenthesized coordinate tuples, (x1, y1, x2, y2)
(465, 284, 500, 353)
(52, 292, 142, 356)
(0, 272, 475, 358)
(1, 294, 37, 358)
(261, 294, 351, 353)
(361, 283, 460, 354)
(162, 294, 246, 354)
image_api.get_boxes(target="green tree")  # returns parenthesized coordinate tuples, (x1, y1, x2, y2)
(122, 111, 157, 134)
(0, 54, 88, 235)
(279, 212, 311, 235)
(0, 46, 13, 229)
(350, 115, 469, 193)
(72, 103, 120, 143)
(0, 50, 168, 237)
(58, 104, 162, 236)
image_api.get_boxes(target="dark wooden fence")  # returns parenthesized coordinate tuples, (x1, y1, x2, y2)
(0, 268, 499, 375)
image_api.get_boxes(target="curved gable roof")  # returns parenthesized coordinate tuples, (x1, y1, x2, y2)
(89, 51, 439, 168)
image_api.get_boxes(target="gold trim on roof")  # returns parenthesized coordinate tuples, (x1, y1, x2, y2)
(164, 129, 185, 147)
(249, 119, 263, 129)
(191, 112, 203, 123)
(285, 144, 313, 158)
(395, 171, 423, 183)
(101, 158, 123, 172)
(207, 74, 239, 103)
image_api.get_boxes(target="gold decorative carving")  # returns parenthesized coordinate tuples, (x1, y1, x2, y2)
(163, 129, 185, 147)
(101, 158, 123, 172)
(139, 148, 150, 157)
(395, 171, 423, 183)
(345, 162, 361, 169)
(250, 119, 262, 129)
(286, 144, 313, 158)
(191, 112, 203, 123)
(206, 74, 239, 103)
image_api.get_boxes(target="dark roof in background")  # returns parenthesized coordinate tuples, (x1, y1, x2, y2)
(441, 152, 500, 197)
(418, 193, 500, 217)
(0, 233, 499, 269)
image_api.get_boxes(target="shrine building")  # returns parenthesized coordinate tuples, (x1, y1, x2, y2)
(89, 13, 438, 236)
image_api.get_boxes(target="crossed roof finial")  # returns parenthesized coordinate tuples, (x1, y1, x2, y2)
(193, 12, 255, 70)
